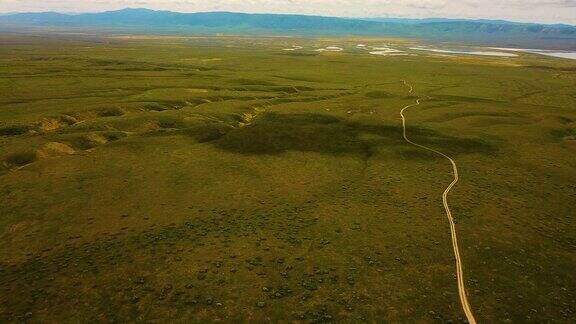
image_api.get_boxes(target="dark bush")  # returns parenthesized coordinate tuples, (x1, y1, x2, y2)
(0, 125, 30, 136)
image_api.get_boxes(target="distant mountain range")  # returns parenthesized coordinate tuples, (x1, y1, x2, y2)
(1, 8, 575, 49)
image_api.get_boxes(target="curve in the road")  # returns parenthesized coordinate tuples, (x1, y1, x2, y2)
(400, 80, 477, 324)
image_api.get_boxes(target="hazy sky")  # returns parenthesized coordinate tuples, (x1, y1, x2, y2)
(1, 0, 575, 24)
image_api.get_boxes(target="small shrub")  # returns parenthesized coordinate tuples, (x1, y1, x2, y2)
(97, 107, 125, 117)
(0, 125, 30, 136)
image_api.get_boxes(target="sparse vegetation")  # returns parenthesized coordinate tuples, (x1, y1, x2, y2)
(0, 33, 575, 323)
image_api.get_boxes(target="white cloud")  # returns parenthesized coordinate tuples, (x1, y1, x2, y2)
(0, 0, 574, 24)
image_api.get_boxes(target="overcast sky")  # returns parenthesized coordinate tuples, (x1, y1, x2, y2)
(1, 0, 575, 24)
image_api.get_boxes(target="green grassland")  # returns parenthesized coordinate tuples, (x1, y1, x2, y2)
(0, 33, 575, 323)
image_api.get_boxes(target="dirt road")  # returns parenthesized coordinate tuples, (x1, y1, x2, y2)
(400, 80, 477, 324)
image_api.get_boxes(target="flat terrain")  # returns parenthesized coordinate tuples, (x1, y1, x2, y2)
(0, 33, 575, 323)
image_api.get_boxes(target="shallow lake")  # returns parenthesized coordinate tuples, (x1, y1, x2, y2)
(410, 47, 517, 57)
(490, 47, 576, 60)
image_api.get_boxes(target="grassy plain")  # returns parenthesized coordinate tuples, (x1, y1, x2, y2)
(0, 33, 575, 323)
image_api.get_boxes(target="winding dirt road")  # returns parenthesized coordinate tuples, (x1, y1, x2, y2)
(400, 81, 477, 324)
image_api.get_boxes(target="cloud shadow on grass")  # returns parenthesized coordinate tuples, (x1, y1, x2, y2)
(204, 112, 498, 158)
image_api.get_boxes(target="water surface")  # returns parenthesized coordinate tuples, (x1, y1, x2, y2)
(410, 47, 517, 57)
(490, 47, 576, 60)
